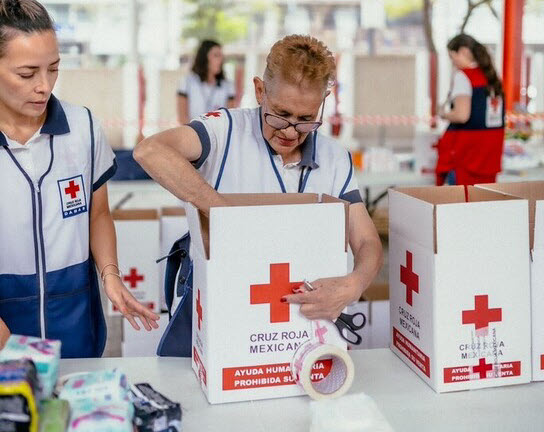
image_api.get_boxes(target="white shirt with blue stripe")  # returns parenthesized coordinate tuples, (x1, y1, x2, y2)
(0, 95, 116, 358)
(188, 107, 362, 202)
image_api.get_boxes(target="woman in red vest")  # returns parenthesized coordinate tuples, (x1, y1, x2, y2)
(435, 34, 504, 186)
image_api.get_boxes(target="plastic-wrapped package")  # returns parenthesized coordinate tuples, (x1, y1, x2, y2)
(0, 335, 61, 398)
(58, 369, 130, 404)
(0, 359, 41, 432)
(67, 400, 134, 432)
(38, 399, 70, 432)
(130, 383, 182, 432)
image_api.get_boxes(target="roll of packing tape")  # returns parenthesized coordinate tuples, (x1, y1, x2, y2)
(291, 340, 354, 400)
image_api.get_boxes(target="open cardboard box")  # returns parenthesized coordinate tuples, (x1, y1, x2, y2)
(388, 185, 531, 392)
(186, 193, 349, 403)
(475, 181, 544, 381)
(111, 209, 160, 316)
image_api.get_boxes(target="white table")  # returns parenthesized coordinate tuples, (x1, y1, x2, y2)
(59, 349, 544, 432)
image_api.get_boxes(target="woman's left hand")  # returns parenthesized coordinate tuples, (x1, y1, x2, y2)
(104, 276, 160, 331)
(282, 274, 362, 321)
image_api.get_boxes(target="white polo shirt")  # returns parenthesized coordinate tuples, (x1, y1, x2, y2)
(177, 72, 235, 121)
(187, 107, 362, 203)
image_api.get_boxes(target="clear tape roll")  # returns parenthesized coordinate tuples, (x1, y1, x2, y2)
(291, 340, 354, 400)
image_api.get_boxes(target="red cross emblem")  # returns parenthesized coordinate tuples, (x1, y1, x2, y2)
(205, 111, 221, 118)
(196, 289, 203, 330)
(64, 180, 80, 199)
(250, 263, 302, 323)
(315, 321, 328, 344)
(472, 358, 492, 379)
(490, 97, 500, 112)
(123, 267, 144, 289)
(462, 295, 502, 335)
(400, 251, 419, 306)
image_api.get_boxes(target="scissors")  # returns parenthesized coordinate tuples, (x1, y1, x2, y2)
(302, 280, 367, 345)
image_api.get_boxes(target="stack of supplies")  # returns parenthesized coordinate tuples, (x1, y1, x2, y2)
(0, 359, 41, 432)
(0, 335, 61, 397)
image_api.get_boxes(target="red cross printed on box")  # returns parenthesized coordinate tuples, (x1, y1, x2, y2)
(315, 321, 328, 344)
(123, 267, 144, 289)
(196, 289, 203, 330)
(473, 358, 493, 379)
(462, 295, 502, 335)
(250, 263, 302, 323)
(400, 251, 419, 306)
(64, 180, 80, 199)
(490, 97, 500, 112)
(205, 111, 221, 118)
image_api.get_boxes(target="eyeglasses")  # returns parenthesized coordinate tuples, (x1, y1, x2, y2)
(263, 98, 325, 133)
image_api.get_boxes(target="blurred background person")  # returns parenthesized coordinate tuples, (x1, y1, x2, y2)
(435, 33, 504, 186)
(176, 39, 236, 125)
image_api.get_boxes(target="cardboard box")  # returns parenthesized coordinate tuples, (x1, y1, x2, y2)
(159, 207, 189, 311)
(348, 284, 390, 350)
(111, 209, 160, 315)
(389, 185, 531, 392)
(475, 181, 544, 381)
(187, 194, 349, 404)
(122, 312, 169, 357)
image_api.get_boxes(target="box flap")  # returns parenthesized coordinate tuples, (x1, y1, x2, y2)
(476, 182, 544, 250)
(391, 186, 523, 253)
(112, 209, 159, 220)
(161, 207, 186, 217)
(361, 283, 389, 301)
(321, 194, 350, 251)
(389, 188, 436, 252)
(185, 203, 207, 258)
(196, 194, 348, 261)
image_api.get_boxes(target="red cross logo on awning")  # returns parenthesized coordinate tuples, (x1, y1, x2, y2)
(400, 251, 419, 306)
(123, 267, 144, 289)
(462, 295, 502, 335)
(250, 263, 302, 323)
(205, 111, 221, 117)
(196, 289, 203, 330)
(472, 358, 493, 379)
(64, 180, 80, 199)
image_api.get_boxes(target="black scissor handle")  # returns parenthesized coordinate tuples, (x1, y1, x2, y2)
(338, 312, 366, 330)
(335, 317, 363, 345)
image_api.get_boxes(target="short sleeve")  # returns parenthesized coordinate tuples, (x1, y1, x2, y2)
(333, 151, 363, 204)
(91, 115, 117, 191)
(177, 76, 188, 97)
(187, 109, 231, 183)
(450, 70, 472, 99)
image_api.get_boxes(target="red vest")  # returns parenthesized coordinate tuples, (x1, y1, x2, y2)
(435, 68, 504, 180)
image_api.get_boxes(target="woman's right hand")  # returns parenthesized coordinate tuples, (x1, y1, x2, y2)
(0, 318, 10, 349)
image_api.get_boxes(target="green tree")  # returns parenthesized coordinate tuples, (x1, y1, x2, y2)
(182, 0, 249, 44)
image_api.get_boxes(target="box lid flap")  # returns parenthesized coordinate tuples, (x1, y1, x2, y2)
(112, 209, 159, 221)
(476, 182, 544, 250)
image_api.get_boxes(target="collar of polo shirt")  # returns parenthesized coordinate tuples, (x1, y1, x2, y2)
(258, 106, 319, 170)
(0, 94, 70, 147)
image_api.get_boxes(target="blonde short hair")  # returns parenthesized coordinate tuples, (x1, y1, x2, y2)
(264, 35, 336, 93)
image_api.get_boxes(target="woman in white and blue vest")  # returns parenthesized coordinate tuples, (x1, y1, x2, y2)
(0, 0, 160, 357)
(136, 35, 383, 356)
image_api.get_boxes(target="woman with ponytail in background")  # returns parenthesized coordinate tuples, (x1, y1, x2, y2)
(435, 34, 504, 186)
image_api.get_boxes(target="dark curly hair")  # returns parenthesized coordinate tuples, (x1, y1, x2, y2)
(0, 0, 54, 57)
(447, 33, 503, 96)
(191, 39, 225, 87)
